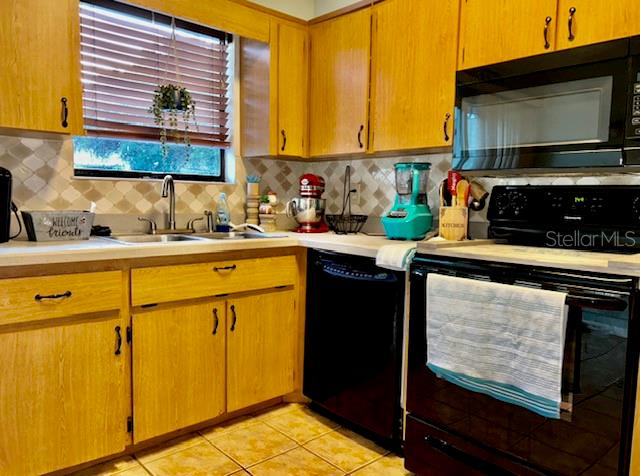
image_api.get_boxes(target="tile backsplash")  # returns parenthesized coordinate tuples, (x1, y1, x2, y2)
(245, 154, 451, 217)
(5, 130, 640, 234)
(0, 134, 248, 223)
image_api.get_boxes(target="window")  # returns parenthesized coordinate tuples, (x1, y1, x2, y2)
(74, 0, 231, 182)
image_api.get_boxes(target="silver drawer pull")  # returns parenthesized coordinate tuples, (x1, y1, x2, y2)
(34, 290, 72, 301)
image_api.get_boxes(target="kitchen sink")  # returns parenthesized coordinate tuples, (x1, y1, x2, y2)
(194, 232, 287, 240)
(102, 232, 287, 244)
(103, 234, 203, 244)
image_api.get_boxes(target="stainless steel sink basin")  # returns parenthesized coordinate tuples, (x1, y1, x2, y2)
(103, 234, 203, 244)
(193, 232, 287, 240)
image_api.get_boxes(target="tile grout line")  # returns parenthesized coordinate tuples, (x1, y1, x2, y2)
(200, 435, 248, 471)
(131, 455, 154, 476)
(203, 421, 300, 470)
(344, 452, 390, 475)
(260, 416, 342, 446)
(244, 444, 347, 475)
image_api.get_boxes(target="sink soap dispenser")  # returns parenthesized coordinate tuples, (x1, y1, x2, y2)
(215, 192, 231, 232)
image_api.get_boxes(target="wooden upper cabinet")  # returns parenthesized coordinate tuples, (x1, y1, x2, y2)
(458, 0, 558, 70)
(277, 23, 308, 157)
(370, 0, 459, 151)
(227, 289, 296, 412)
(309, 9, 371, 157)
(132, 300, 226, 442)
(555, 0, 640, 50)
(0, 0, 83, 134)
(0, 316, 128, 475)
(240, 21, 308, 158)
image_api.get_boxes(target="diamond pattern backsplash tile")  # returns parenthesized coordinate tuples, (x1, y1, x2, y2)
(5, 129, 640, 230)
(245, 154, 451, 217)
(0, 134, 248, 222)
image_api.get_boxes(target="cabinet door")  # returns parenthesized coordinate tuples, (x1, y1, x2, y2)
(371, 0, 459, 151)
(277, 23, 308, 157)
(309, 9, 371, 156)
(0, 0, 83, 134)
(227, 289, 296, 412)
(0, 316, 127, 475)
(556, 0, 640, 50)
(458, 0, 558, 70)
(133, 301, 226, 442)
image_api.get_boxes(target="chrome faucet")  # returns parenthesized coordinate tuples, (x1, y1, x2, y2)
(161, 175, 176, 230)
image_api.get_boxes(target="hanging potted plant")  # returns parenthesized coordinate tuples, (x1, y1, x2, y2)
(148, 18, 198, 160)
(149, 83, 197, 160)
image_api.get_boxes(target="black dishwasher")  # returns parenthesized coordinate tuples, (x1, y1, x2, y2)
(303, 249, 405, 446)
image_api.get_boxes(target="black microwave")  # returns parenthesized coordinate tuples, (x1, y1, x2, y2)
(452, 36, 640, 171)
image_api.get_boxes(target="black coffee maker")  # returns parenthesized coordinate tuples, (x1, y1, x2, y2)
(0, 167, 12, 243)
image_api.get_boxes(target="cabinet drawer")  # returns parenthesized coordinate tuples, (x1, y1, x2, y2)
(131, 255, 297, 306)
(0, 271, 123, 326)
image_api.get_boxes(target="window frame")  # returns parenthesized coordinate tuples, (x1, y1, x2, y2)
(75, 0, 232, 183)
(73, 145, 227, 183)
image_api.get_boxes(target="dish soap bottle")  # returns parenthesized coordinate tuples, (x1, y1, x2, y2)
(215, 192, 231, 232)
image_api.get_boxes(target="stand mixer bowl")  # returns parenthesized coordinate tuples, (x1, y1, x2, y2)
(286, 198, 326, 225)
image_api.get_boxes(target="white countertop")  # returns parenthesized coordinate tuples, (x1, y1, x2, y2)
(417, 241, 640, 277)
(0, 232, 397, 269)
(5, 231, 640, 277)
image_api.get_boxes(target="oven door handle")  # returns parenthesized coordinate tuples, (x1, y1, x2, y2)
(565, 294, 628, 311)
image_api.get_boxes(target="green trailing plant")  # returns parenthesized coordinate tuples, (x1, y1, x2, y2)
(149, 84, 197, 160)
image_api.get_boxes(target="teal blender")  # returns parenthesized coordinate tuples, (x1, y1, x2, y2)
(382, 162, 433, 240)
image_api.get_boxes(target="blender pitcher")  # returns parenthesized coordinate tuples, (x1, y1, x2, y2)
(382, 163, 433, 240)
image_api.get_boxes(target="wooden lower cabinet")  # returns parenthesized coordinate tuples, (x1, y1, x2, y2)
(227, 289, 297, 412)
(132, 300, 226, 442)
(0, 315, 128, 475)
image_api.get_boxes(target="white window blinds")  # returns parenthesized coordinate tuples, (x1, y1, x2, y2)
(79, 0, 230, 147)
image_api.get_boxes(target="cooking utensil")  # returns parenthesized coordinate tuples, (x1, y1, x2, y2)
(456, 179, 470, 207)
(469, 181, 489, 211)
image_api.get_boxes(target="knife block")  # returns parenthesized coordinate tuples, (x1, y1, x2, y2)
(439, 207, 468, 241)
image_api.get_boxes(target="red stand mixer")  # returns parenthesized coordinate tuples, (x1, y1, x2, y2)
(285, 174, 329, 233)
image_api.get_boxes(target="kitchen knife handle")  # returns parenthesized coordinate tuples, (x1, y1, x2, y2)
(60, 97, 69, 128)
(568, 7, 576, 41)
(357, 124, 364, 148)
(443, 113, 451, 142)
(212, 308, 219, 335)
(230, 305, 237, 331)
(281, 129, 287, 151)
(544, 16, 552, 49)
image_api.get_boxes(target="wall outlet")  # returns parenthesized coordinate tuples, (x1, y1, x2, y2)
(349, 181, 362, 208)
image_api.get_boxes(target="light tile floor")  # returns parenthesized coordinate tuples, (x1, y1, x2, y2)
(71, 404, 413, 475)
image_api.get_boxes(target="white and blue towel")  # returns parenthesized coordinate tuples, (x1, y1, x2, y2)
(426, 274, 568, 419)
(376, 242, 417, 271)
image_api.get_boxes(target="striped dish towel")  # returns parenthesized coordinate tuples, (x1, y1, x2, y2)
(375, 242, 417, 271)
(426, 273, 568, 419)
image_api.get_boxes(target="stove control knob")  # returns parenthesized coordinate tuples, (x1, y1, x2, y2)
(509, 192, 527, 216)
(493, 193, 510, 215)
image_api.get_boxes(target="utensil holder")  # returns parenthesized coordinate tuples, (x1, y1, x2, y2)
(439, 207, 468, 241)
